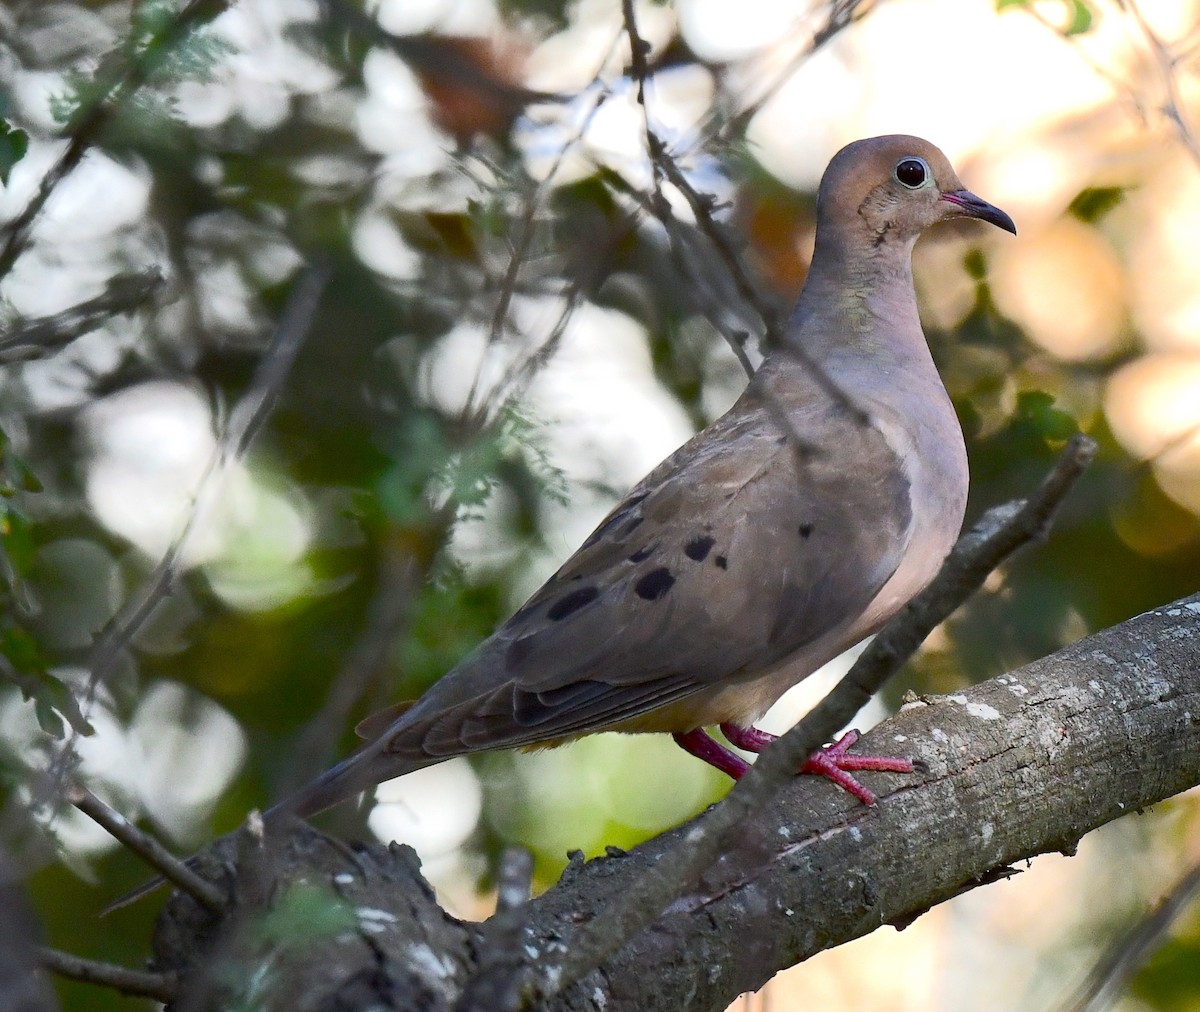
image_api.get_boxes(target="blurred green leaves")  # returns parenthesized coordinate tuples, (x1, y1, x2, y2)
(997, 0, 1095, 35)
(0, 118, 28, 186)
(0, 428, 92, 738)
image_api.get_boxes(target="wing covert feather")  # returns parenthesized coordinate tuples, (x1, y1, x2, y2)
(385, 384, 914, 758)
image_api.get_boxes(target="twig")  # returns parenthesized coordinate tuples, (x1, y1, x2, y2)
(489, 199, 640, 414)
(460, 62, 617, 429)
(455, 847, 535, 1012)
(65, 783, 224, 911)
(648, 130, 869, 428)
(40, 258, 329, 818)
(619, 0, 867, 463)
(535, 433, 1098, 999)
(0, 0, 230, 283)
(619, 0, 756, 382)
(82, 256, 330, 707)
(0, 267, 165, 362)
(1066, 856, 1200, 1012)
(1124, 0, 1200, 171)
(40, 946, 178, 1003)
(755, 433, 1097, 779)
(279, 552, 418, 795)
(1017, 0, 1200, 173)
(718, 0, 877, 142)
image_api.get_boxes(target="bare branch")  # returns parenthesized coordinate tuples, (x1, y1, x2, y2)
(81, 256, 330, 708)
(1017, 0, 1200, 173)
(718, 0, 878, 142)
(37, 258, 330, 821)
(150, 588, 1200, 1009)
(619, 0, 871, 468)
(1124, 0, 1200, 171)
(1067, 856, 1200, 1012)
(454, 847, 536, 1012)
(761, 432, 1099, 780)
(65, 784, 224, 912)
(461, 73, 616, 429)
(279, 552, 419, 795)
(536, 433, 1097, 999)
(40, 946, 178, 1003)
(0, 267, 165, 362)
(0, 0, 231, 282)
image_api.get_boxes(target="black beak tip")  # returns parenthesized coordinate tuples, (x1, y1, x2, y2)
(943, 190, 1017, 236)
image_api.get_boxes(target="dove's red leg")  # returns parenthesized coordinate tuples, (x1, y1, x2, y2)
(672, 729, 750, 779)
(674, 725, 912, 806)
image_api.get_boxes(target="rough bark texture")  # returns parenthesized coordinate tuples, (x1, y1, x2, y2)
(152, 592, 1200, 1011)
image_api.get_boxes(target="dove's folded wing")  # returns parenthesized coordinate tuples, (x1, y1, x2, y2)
(377, 384, 913, 759)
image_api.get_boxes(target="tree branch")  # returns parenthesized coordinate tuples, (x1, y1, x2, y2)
(0, 0, 230, 282)
(148, 586, 1200, 1010)
(0, 267, 165, 362)
(40, 946, 177, 1003)
(66, 784, 225, 912)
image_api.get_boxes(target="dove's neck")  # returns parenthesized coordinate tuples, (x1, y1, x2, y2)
(785, 234, 928, 374)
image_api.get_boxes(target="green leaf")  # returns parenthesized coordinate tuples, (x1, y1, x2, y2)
(1016, 390, 1079, 442)
(1068, 186, 1125, 222)
(996, 0, 1094, 34)
(0, 624, 42, 671)
(0, 118, 28, 186)
(36, 672, 94, 737)
(34, 697, 65, 739)
(1064, 0, 1094, 34)
(0, 507, 36, 577)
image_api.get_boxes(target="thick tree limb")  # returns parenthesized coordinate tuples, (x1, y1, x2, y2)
(148, 589, 1200, 1011)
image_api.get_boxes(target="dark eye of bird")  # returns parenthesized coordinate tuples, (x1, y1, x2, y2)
(895, 158, 926, 188)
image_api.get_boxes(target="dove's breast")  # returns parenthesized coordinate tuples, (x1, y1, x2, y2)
(687, 353, 968, 729)
(851, 371, 969, 634)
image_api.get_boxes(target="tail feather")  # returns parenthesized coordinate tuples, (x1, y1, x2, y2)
(102, 741, 436, 915)
(264, 738, 434, 823)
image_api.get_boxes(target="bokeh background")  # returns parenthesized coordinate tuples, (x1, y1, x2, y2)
(2, 0, 1200, 1008)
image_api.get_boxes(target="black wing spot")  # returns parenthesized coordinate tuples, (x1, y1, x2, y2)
(634, 567, 675, 601)
(628, 543, 657, 563)
(798, 523, 813, 539)
(714, 555, 728, 570)
(684, 534, 715, 562)
(547, 585, 600, 621)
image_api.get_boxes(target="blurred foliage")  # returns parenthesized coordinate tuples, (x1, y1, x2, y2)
(0, 117, 28, 185)
(0, 0, 1197, 1009)
(997, 0, 1095, 35)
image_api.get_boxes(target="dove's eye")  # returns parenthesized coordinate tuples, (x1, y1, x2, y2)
(895, 158, 928, 188)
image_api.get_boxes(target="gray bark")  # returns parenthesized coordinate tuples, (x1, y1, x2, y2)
(151, 591, 1200, 1011)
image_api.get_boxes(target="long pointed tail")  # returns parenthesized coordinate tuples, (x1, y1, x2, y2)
(103, 742, 435, 914)
(264, 738, 434, 824)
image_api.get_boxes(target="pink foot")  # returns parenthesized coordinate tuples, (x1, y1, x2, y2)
(673, 724, 913, 806)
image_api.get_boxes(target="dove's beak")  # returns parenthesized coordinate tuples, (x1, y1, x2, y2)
(940, 190, 1017, 235)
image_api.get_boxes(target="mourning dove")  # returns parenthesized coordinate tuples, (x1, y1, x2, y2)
(278, 135, 1015, 819)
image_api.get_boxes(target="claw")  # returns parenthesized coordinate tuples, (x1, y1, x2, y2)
(672, 723, 914, 806)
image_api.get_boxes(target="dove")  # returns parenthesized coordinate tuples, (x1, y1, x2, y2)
(276, 135, 1015, 820)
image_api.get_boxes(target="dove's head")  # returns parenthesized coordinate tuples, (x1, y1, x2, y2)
(817, 135, 1016, 250)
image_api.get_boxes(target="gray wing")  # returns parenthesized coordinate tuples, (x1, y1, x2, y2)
(382, 382, 914, 758)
